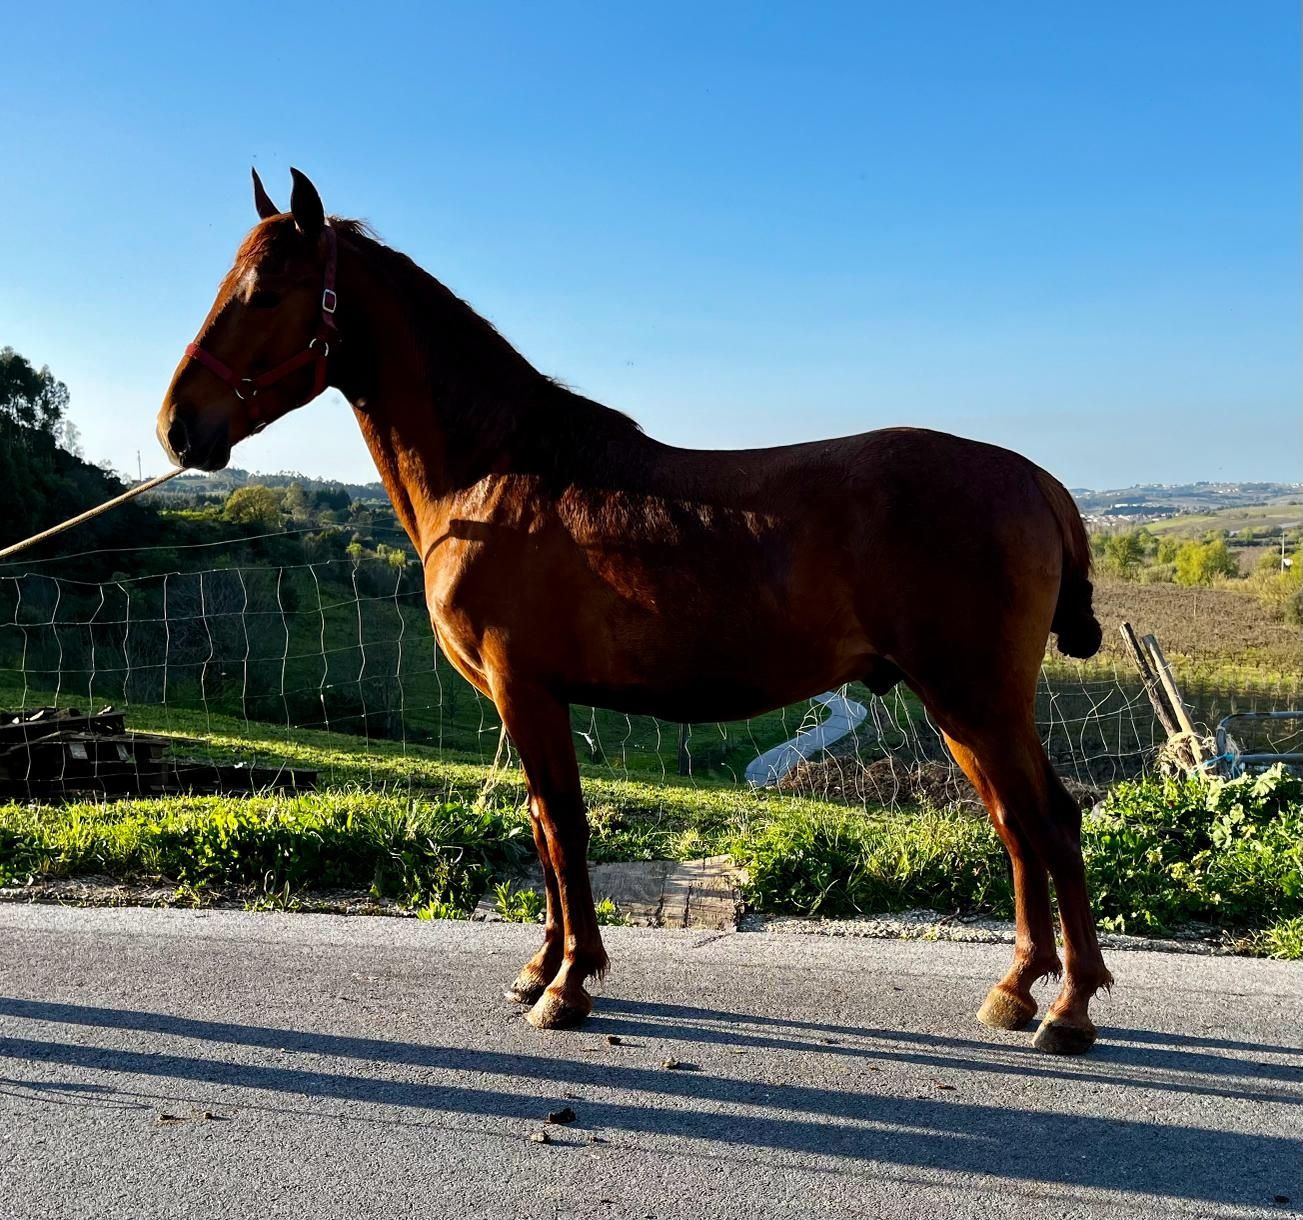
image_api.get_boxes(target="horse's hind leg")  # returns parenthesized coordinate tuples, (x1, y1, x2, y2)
(944, 735, 1060, 1031)
(503, 786, 564, 1005)
(927, 698, 1110, 1053)
(1028, 769, 1114, 1055)
(945, 720, 1112, 1053)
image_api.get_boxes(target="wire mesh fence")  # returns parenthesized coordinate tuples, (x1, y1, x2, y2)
(1, 556, 1299, 804)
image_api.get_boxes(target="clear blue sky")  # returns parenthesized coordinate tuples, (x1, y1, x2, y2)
(1, 2, 1297, 489)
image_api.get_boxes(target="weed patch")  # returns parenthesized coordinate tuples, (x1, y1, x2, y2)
(734, 765, 1303, 944)
(1086, 764, 1303, 935)
(0, 791, 531, 913)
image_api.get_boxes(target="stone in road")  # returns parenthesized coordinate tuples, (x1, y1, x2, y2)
(0, 906, 1299, 1219)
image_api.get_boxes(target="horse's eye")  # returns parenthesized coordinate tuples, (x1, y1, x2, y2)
(247, 290, 279, 309)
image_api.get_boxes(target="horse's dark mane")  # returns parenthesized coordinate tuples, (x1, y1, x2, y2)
(329, 217, 645, 478)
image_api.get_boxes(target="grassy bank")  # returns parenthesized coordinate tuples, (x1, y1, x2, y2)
(0, 706, 1299, 958)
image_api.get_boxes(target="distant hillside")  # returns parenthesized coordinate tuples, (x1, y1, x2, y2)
(149, 470, 1303, 528)
(145, 467, 390, 504)
(1073, 481, 1302, 527)
(153, 472, 1303, 519)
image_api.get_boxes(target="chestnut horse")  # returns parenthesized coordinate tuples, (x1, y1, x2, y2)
(157, 169, 1112, 1054)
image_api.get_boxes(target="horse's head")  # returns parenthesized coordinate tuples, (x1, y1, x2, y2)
(156, 168, 337, 470)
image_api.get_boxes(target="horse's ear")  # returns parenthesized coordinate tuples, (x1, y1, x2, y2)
(289, 167, 325, 239)
(251, 167, 280, 219)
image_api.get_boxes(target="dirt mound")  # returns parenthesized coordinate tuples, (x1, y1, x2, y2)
(779, 754, 1103, 812)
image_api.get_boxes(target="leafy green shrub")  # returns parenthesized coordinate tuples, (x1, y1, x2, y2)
(416, 897, 469, 921)
(1248, 558, 1302, 626)
(595, 897, 630, 926)
(1084, 765, 1302, 934)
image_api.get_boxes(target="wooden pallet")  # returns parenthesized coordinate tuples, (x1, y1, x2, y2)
(0, 707, 316, 800)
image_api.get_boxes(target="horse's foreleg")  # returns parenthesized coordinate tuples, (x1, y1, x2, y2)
(496, 687, 607, 1029)
(503, 789, 565, 1005)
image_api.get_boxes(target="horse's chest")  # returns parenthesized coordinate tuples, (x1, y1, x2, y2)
(423, 556, 493, 693)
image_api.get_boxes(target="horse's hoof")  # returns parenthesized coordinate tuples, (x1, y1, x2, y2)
(504, 970, 548, 1006)
(505, 980, 546, 1005)
(977, 985, 1036, 1031)
(1032, 1016, 1097, 1056)
(525, 986, 592, 1030)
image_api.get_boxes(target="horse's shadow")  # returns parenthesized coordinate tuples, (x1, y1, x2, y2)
(1, 994, 1299, 1208)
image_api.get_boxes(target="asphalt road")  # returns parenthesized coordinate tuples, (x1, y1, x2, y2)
(0, 905, 1299, 1220)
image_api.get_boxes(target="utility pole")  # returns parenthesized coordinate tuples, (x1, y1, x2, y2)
(137, 450, 142, 482)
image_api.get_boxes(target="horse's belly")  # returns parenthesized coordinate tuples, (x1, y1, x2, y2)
(573, 620, 872, 723)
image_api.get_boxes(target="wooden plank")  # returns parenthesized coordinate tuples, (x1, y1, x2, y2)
(0, 710, 127, 744)
(1142, 634, 1205, 768)
(1119, 623, 1179, 737)
(0, 705, 316, 798)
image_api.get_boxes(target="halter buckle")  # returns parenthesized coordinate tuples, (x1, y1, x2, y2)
(235, 378, 259, 401)
(309, 337, 331, 358)
(321, 288, 337, 314)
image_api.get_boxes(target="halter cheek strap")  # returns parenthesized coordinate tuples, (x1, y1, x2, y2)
(184, 225, 339, 432)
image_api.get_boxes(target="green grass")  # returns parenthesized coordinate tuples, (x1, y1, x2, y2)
(1258, 916, 1303, 961)
(0, 696, 1298, 953)
(0, 689, 887, 862)
(729, 804, 1008, 918)
(0, 636, 896, 784)
(0, 790, 532, 911)
(0, 699, 869, 907)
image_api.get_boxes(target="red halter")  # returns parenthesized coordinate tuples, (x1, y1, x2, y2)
(184, 225, 338, 433)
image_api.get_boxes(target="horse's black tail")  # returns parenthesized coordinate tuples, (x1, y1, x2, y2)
(1033, 468, 1103, 659)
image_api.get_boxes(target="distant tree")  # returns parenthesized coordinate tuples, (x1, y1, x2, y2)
(1249, 549, 1302, 625)
(223, 485, 284, 529)
(0, 346, 68, 437)
(375, 542, 408, 570)
(313, 486, 351, 514)
(281, 481, 311, 522)
(0, 344, 154, 562)
(1174, 538, 1238, 587)
(304, 527, 350, 562)
(1103, 531, 1145, 580)
(58, 418, 84, 459)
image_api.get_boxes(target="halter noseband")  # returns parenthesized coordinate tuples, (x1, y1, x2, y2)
(184, 225, 339, 433)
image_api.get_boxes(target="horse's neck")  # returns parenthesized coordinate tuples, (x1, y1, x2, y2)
(337, 236, 645, 553)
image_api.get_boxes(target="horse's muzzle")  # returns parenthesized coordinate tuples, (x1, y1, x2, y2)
(157, 406, 231, 472)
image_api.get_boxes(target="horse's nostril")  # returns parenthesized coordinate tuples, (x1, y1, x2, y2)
(167, 417, 191, 461)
